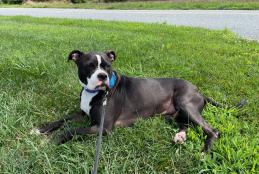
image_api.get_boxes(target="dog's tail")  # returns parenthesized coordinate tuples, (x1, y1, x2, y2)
(204, 96, 247, 109)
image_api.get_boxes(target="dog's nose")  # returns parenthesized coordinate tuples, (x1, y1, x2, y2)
(97, 73, 108, 81)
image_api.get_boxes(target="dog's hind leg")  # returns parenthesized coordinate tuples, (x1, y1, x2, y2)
(173, 122, 188, 144)
(169, 111, 188, 144)
(177, 91, 219, 152)
(30, 110, 86, 135)
(180, 102, 220, 152)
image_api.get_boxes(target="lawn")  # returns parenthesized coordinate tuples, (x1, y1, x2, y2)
(0, 16, 258, 173)
(1, 0, 259, 10)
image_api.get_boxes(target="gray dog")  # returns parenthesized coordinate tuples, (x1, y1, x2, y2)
(31, 50, 246, 152)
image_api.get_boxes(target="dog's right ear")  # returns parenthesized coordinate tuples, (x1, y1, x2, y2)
(68, 50, 83, 62)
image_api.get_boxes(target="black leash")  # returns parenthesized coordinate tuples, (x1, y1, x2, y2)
(92, 92, 108, 174)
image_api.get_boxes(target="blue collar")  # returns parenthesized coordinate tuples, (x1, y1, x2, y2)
(109, 71, 116, 89)
(84, 72, 117, 93)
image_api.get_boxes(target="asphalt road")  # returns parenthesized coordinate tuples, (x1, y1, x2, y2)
(0, 8, 259, 40)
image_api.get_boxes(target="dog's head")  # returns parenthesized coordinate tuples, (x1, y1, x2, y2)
(68, 50, 116, 91)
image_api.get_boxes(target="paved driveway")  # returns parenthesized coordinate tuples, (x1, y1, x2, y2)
(0, 8, 259, 40)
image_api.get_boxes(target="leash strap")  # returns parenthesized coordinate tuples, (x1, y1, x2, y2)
(92, 92, 108, 174)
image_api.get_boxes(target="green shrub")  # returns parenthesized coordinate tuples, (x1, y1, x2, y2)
(2, 0, 23, 4)
(103, 0, 127, 2)
(29, 0, 69, 2)
(30, 0, 58, 1)
(70, 0, 87, 3)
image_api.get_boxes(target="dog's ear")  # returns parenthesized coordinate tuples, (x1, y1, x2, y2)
(68, 50, 83, 62)
(106, 50, 116, 62)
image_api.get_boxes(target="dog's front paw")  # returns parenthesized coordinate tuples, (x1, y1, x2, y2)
(30, 128, 43, 135)
(56, 131, 74, 145)
(31, 121, 64, 135)
(173, 131, 186, 144)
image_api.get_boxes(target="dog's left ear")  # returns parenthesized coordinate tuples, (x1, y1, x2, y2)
(68, 50, 83, 62)
(106, 50, 116, 62)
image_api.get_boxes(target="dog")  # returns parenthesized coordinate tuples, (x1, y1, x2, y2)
(31, 50, 246, 152)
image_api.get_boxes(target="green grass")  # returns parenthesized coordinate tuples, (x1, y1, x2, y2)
(0, 16, 258, 173)
(1, 0, 259, 10)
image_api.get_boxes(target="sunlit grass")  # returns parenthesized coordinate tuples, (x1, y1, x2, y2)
(0, 16, 258, 173)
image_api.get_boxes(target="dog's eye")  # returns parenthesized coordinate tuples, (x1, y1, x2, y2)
(100, 63, 105, 68)
(88, 63, 95, 68)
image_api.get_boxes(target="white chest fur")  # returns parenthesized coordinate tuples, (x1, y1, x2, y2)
(80, 90, 98, 115)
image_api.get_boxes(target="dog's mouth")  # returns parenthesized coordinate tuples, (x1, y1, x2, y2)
(95, 81, 109, 91)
